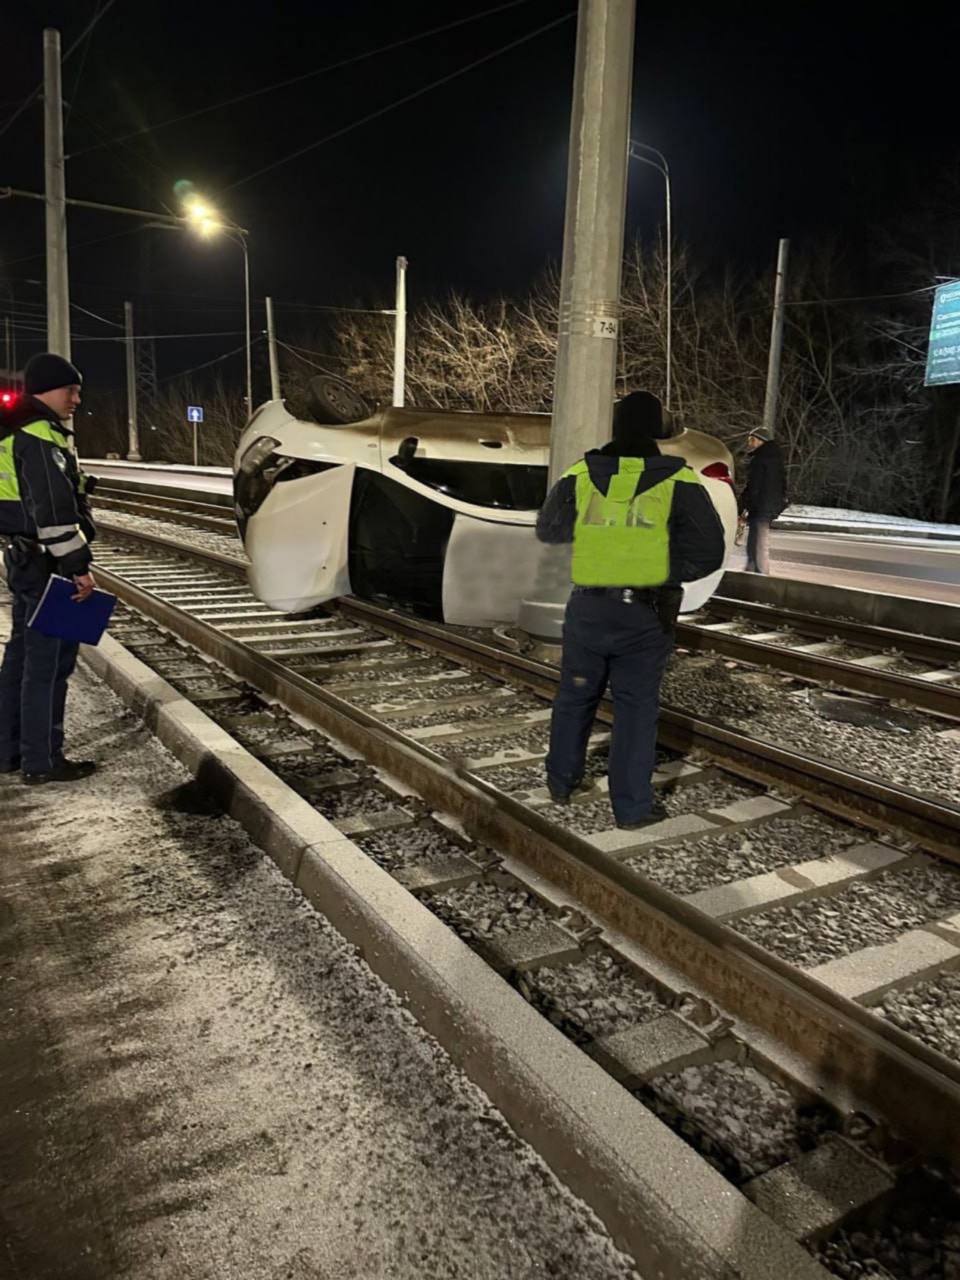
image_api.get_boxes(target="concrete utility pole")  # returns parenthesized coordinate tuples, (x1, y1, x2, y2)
(518, 0, 637, 638)
(43, 28, 70, 358)
(762, 237, 790, 438)
(392, 255, 408, 408)
(546, 0, 636, 483)
(124, 301, 141, 461)
(265, 295, 281, 400)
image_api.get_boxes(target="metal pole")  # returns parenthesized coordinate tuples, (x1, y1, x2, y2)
(265, 295, 281, 400)
(238, 234, 252, 419)
(4, 317, 11, 382)
(392, 255, 408, 407)
(43, 29, 70, 358)
(664, 163, 672, 415)
(518, 0, 636, 638)
(123, 301, 141, 461)
(2, 185, 247, 232)
(762, 237, 790, 438)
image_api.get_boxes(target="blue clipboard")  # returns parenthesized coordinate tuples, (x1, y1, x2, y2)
(27, 574, 116, 646)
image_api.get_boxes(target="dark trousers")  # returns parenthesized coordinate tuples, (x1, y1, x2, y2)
(745, 517, 772, 574)
(546, 591, 672, 825)
(0, 545, 79, 773)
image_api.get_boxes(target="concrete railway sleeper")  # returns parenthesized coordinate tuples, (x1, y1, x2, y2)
(72, 532, 960, 1279)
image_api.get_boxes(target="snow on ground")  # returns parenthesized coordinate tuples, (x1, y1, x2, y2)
(780, 505, 960, 537)
(0, 602, 644, 1280)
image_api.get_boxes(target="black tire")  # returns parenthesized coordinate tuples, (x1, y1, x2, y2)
(307, 375, 369, 425)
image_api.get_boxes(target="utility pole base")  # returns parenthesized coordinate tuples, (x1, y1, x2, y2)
(516, 544, 572, 641)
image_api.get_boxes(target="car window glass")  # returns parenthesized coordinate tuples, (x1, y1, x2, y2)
(390, 455, 546, 511)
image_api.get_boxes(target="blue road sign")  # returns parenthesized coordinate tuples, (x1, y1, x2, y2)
(186, 404, 204, 423)
(925, 282, 960, 387)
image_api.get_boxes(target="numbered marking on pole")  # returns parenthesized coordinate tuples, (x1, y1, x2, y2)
(186, 405, 204, 424)
(592, 317, 619, 339)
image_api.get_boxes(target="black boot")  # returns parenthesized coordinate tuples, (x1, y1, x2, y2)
(616, 797, 668, 831)
(22, 759, 97, 786)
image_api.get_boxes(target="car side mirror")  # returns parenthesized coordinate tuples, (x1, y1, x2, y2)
(396, 436, 419, 469)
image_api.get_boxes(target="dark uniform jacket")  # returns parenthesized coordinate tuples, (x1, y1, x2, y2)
(740, 439, 787, 519)
(535, 441, 726, 586)
(0, 395, 96, 577)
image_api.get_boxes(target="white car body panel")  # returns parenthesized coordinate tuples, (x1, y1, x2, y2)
(234, 403, 735, 620)
(245, 462, 354, 612)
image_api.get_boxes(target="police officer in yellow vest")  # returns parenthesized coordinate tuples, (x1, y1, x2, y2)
(536, 391, 725, 828)
(0, 353, 99, 784)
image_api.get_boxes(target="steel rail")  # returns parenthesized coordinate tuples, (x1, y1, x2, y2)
(703, 595, 960, 667)
(675, 621, 960, 718)
(94, 518, 960, 858)
(89, 553, 960, 1173)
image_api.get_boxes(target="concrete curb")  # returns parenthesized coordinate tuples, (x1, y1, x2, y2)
(82, 632, 831, 1280)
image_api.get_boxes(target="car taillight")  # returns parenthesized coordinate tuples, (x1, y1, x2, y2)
(701, 461, 734, 486)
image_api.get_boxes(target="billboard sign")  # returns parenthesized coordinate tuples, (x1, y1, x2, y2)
(925, 281, 960, 387)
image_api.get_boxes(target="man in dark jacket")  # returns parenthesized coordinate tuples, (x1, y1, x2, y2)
(739, 430, 786, 574)
(536, 390, 725, 828)
(0, 353, 99, 784)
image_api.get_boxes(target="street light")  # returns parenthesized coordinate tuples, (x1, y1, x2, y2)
(181, 195, 253, 420)
(628, 140, 672, 413)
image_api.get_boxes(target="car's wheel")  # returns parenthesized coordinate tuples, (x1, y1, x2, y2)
(307, 375, 369, 425)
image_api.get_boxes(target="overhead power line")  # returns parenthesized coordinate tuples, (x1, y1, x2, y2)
(784, 284, 943, 307)
(224, 10, 575, 191)
(74, 329, 248, 342)
(0, 0, 121, 141)
(65, 0, 105, 130)
(68, 0, 540, 159)
(159, 337, 263, 383)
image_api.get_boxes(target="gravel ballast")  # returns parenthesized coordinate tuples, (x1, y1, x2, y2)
(636, 1061, 834, 1186)
(734, 862, 960, 967)
(0, 628, 645, 1279)
(663, 657, 960, 802)
(814, 1171, 960, 1279)
(520, 951, 669, 1043)
(878, 970, 960, 1066)
(626, 810, 864, 896)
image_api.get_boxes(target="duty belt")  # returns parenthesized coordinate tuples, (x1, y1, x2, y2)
(571, 586, 661, 605)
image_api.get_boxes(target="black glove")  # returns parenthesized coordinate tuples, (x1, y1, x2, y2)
(82, 473, 98, 496)
(656, 585, 684, 635)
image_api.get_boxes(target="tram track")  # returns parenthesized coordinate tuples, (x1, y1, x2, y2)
(79, 516, 960, 1273)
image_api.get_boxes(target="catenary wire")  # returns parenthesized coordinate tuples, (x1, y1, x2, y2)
(223, 11, 575, 191)
(0, 0, 121, 141)
(158, 337, 263, 382)
(67, 0, 542, 159)
(64, 0, 104, 130)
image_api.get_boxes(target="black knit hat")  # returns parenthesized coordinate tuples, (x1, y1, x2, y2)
(612, 390, 665, 448)
(24, 352, 83, 396)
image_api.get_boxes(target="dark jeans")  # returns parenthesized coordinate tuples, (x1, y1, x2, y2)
(546, 591, 673, 825)
(745, 517, 772, 574)
(0, 545, 79, 773)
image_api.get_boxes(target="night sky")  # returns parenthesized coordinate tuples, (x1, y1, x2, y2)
(4, 1, 959, 393)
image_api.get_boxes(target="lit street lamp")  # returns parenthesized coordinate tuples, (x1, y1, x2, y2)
(181, 195, 253, 420)
(628, 140, 672, 413)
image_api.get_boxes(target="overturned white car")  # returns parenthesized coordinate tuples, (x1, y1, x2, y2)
(233, 381, 736, 626)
